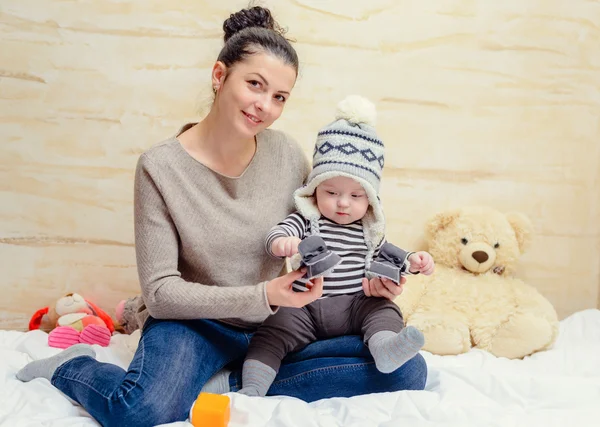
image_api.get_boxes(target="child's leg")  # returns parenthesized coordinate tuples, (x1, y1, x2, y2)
(241, 306, 317, 396)
(350, 295, 424, 373)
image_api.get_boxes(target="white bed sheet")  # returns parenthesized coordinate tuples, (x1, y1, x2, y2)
(1, 309, 599, 427)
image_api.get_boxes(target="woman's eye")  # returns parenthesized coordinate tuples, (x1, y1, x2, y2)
(275, 94, 287, 102)
(248, 80, 261, 88)
(461, 238, 468, 245)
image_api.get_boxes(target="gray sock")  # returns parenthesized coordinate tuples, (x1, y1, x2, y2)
(16, 344, 96, 382)
(201, 367, 232, 394)
(368, 326, 425, 374)
(238, 359, 276, 397)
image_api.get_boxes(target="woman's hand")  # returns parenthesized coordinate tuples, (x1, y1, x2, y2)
(362, 276, 406, 301)
(266, 269, 323, 308)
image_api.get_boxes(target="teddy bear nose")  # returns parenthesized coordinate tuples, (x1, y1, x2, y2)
(472, 251, 489, 263)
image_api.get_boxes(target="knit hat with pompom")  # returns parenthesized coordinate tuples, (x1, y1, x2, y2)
(294, 95, 386, 267)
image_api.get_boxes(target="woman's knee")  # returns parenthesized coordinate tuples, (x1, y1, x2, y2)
(141, 319, 211, 361)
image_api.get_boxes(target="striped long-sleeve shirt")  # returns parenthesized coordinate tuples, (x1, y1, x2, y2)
(265, 212, 410, 296)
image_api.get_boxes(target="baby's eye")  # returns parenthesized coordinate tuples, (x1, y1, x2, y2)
(352, 194, 364, 198)
(326, 191, 336, 195)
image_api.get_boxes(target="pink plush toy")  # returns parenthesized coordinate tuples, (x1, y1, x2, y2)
(29, 293, 115, 348)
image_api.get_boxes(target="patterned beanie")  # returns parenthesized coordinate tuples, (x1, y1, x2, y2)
(294, 95, 386, 267)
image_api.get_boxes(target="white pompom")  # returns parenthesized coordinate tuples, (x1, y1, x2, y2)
(335, 95, 377, 126)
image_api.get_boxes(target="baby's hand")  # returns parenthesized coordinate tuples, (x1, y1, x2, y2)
(271, 237, 302, 258)
(408, 251, 435, 275)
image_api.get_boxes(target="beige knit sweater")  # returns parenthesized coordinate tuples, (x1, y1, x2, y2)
(133, 125, 310, 329)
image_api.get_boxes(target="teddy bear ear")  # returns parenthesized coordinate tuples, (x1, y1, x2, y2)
(505, 212, 533, 253)
(426, 209, 461, 239)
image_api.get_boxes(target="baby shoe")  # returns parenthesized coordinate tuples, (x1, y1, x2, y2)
(367, 243, 411, 284)
(298, 235, 342, 279)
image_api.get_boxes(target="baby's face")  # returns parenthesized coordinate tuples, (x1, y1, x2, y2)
(315, 176, 370, 225)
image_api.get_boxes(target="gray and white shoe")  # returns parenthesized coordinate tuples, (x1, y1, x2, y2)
(368, 243, 411, 284)
(298, 236, 342, 279)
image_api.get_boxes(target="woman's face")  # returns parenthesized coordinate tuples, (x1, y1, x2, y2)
(213, 51, 297, 138)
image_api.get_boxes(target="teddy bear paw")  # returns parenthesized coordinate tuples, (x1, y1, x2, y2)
(409, 314, 471, 355)
(483, 313, 555, 359)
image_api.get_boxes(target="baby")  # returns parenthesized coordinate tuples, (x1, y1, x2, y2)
(239, 96, 434, 397)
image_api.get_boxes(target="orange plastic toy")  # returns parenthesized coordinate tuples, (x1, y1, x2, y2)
(189, 392, 230, 427)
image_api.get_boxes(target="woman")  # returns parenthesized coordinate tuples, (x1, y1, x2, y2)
(17, 6, 427, 426)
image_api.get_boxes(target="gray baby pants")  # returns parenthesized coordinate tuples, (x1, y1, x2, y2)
(246, 293, 405, 372)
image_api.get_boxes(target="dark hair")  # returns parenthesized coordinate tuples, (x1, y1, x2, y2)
(217, 6, 299, 75)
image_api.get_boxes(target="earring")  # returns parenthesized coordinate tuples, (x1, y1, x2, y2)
(213, 86, 218, 94)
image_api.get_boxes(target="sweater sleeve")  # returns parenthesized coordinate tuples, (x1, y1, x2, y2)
(134, 154, 276, 320)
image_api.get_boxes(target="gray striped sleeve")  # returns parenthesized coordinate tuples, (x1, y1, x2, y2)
(265, 212, 308, 258)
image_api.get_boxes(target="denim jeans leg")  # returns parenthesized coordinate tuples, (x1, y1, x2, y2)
(230, 335, 427, 402)
(52, 318, 248, 427)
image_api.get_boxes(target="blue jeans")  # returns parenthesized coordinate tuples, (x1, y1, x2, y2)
(52, 317, 427, 427)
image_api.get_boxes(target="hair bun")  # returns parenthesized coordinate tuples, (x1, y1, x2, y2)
(223, 6, 282, 42)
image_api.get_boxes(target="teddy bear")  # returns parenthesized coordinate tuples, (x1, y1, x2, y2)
(29, 293, 115, 348)
(396, 206, 559, 359)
